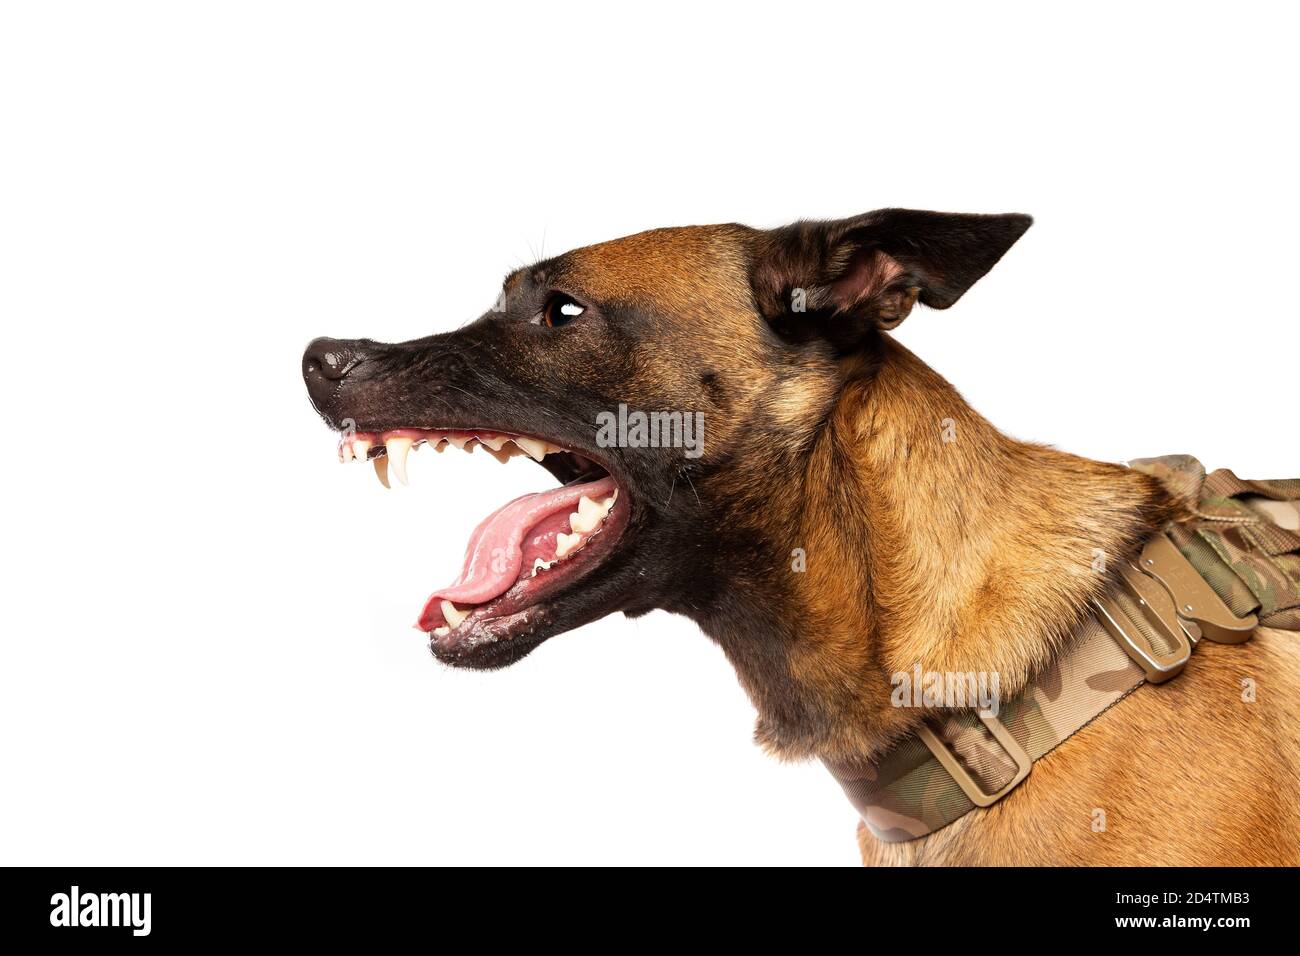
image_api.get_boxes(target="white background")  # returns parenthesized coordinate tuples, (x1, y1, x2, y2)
(1, 2, 1295, 866)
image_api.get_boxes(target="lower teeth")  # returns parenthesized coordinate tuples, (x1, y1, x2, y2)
(408, 464, 618, 638)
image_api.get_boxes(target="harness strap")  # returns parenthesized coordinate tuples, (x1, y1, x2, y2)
(1135, 454, 1300, 627)
(827, 454, 1300, 844)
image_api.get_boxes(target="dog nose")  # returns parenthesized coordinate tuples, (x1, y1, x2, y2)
(302, 336, 367, 408)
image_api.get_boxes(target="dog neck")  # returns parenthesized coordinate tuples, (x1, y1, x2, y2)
(697, 335, 1179, 765)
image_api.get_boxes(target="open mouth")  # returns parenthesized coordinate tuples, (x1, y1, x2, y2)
(333, 428, 629, 665)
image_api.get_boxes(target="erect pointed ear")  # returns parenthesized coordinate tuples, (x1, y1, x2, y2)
(750, 209, 1032, 349)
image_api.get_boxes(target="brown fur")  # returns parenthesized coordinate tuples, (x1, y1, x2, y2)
(559, 225, 1298, 864)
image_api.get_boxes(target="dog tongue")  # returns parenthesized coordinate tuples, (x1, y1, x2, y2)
(417, 475, 617, 629)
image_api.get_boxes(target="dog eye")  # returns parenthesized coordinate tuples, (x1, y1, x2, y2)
(535, 293, 586, 328)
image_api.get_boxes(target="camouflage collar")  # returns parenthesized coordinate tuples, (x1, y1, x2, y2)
(826, 456, 1300, 843)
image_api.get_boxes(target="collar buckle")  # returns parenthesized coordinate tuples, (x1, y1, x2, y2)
(1136, 534, 1258, 644)
(1094, 533, 1258, 683)
(916, 710, 1032, 808)
(1094, 566, 1193, 683)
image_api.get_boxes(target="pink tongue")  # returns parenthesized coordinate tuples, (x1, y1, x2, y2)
(417, 475, 616, 631)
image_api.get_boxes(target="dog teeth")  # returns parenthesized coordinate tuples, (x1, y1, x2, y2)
(555, 532, 581, 558)
(569, 492, 617, 534)
(336, 431, 588, 491)
(432, 626, 450, 637)
(555, 492, 617, 558)
(485, 443, 521, 464)
(387, 437, 413, 485)
(570, 496, 602, 534)
(531, 557, 555, 576)
(441, 600, 468, 629)
(514, 437, 548, 461)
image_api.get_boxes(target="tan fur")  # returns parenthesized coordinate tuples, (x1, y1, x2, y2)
(716, 339, 1182, 763)
(798, 342, 1298, 864)
(537, 224, 1300, 864)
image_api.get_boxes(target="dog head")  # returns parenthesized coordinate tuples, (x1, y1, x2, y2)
(302, 209, 1031, 668)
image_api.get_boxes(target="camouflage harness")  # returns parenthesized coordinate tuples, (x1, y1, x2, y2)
(825, 455, 1300, 843)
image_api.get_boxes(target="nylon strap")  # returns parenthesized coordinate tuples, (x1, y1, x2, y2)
(827, 455, 1300, 843)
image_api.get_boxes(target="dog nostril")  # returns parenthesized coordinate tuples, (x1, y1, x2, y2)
(303, 336, 371, 414)
(320, 349, 350, 379)
(303, 336, 364, 383)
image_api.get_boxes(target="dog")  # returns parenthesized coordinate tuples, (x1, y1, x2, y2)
(302, 209, 1300, 865)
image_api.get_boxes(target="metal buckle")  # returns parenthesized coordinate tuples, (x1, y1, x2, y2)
(1135, 534, 1257, 644)
(916, 710, 1031, 808)
(1094, 563, 1193, 683)
(1095, 533, 1258, 683)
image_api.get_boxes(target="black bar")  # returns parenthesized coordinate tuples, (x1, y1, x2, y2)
(2, 866, 1289, 942)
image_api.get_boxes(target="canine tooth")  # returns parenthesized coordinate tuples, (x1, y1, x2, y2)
(387, 437, 413, 485)
(570, 496, 603, 534)
(433, 626, 450, 637)
(441, 600, 468, 628)
(513, 437, 548, 461)
(339, 442, 354, 463)
(555, 532, 581, 558)
(373, 454, 390, 489)
(353, 439, 372, 462)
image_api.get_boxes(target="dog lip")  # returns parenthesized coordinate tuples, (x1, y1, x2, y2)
(428, 605, 552, 669)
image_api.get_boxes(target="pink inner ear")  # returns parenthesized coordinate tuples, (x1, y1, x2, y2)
(829, 248, 905, 312)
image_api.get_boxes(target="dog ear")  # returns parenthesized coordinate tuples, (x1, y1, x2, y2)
(750, 209, 1032, 348)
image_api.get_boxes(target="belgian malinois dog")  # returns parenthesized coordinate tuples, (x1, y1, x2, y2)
(302, 209, 1299, 865)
